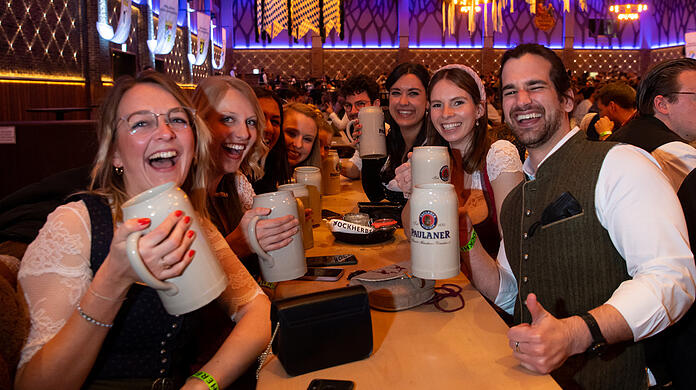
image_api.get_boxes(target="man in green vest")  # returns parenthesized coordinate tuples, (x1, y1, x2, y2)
(463, 44, 696, 389)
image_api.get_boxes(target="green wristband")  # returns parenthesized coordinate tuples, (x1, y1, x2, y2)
(190, 371, 219, 390)
(460, 229, 477, 252)
(258, 279, 277, 290)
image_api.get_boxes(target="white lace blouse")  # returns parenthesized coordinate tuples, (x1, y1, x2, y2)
(17, 200, 262, 369)
(472, 140, 523, 189)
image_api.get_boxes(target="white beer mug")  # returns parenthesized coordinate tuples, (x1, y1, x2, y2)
(278, 183, 314, 249)
(412, 146, 450, 186)
(122, 182, 228, 315)
(345, 106, 386, 159)
(247, 191, 307, 282)
(409, 183, 460, 280)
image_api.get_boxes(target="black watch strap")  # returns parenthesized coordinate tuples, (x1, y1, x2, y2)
(579, 312, 607, 354)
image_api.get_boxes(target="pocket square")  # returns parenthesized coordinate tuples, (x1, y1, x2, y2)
(528, 192, 583, 237)
(541, 191, 583, 225)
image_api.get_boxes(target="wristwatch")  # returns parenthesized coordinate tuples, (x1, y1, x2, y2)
(579, 312, 607, 356)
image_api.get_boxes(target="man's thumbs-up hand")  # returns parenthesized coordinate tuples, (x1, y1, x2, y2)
(507, 293, 582, 374)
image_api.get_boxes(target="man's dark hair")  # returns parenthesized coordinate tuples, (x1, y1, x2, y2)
(340, 74, 380, 103)
(595, 81, 636, 109)
(499, 44, 572, 103)
(636, 58, 696, 116)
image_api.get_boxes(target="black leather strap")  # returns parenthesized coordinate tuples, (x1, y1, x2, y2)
(579, 312, 607, 355)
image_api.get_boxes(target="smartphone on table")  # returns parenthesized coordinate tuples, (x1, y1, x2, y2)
(299, 268, 344, 281)
(307, 379, 355, 390)
(306, 254, 357, 267)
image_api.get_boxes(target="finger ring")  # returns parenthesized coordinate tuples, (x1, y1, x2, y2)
(514, 341, 520, 353)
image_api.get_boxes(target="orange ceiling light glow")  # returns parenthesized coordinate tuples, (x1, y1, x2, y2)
(609, 4, 648, 21)
(453, 0, 482, 13)
(0, 72, 85, 86)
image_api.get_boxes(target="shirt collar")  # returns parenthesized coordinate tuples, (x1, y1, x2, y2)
(522, 127, 580, 180)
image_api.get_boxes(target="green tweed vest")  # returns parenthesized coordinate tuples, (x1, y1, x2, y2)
(500, 131, 646, 390)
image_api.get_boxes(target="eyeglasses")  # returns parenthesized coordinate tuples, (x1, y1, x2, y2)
(343, 100, 369, 112)
(118, 107, 196, 136)
(668, 91, 696, 97)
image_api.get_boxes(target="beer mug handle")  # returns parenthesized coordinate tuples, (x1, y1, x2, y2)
(344, 120, 358, 144)
(125, 232, 179, 296)
(247, 216, 276, 268)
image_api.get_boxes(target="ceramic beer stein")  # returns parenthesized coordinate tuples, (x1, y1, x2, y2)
(412, 146, 450, 186)
(247, 191, 307, 282)
(122, 182, 228, 315)
(345, 106, 386, 159)
(278, 183, 314, 249)
(409, 183, 460, 279)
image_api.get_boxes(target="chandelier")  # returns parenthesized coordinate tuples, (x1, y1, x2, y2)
(443, 0, 588, 35)
(609, 4, 648, 21)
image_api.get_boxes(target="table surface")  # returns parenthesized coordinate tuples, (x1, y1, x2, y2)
(257, 178, 560, 390)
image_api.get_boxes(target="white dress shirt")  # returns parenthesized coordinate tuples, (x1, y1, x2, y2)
(651, 141, 696, 191)
(494, 128, 696, 341)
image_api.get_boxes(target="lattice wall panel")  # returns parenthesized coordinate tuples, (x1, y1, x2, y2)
(231, 50, 311, 78)
(326, 0, 398, 47)
(650, 46, 685, 66)
(161, 28, 189, 84)
(324, 50, 398, 79)
(409, 50, 483, 73)
(0, 0, 82, 75)
(569, 50, 642, 74)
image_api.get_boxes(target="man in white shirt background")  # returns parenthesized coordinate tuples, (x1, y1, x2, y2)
(606, 58, 696, 389)
(463, 44, 695, 389)
(334, 75, 381, 179)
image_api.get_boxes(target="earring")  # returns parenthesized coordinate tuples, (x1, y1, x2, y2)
(114, 166, 124, 176)
(475, 120, 480, 127)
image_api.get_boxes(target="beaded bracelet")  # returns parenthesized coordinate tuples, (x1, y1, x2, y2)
(460, 229, 477, 252)
(76, 303, 113, 328)
(190, 371, 219, 390)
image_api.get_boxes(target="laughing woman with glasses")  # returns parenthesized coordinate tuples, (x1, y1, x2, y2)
(15, 72, 270, 390)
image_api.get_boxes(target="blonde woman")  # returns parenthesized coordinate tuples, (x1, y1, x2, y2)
(283, 102, 323, 170)
(16, 72, 270, 389)
(193, 76, 300, 262)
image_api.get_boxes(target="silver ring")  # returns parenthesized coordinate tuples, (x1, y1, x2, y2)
(514, 341, 520, 353)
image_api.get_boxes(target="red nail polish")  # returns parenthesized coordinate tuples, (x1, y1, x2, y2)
(188, 249, 196, 257)
(138, 218, 150, 225)
(174, 210, 183, 217)
(183, 216, 191, 224)
(187, 230, 194, 238)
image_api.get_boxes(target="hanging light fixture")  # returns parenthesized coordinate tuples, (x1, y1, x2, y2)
(609, 4, 648, 21)
(442, 0, 587, 35)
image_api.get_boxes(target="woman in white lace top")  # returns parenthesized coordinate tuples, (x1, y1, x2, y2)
(395, 65, 524, 258)
(16, 72, 270, 389)
(193, 77, 300, 263)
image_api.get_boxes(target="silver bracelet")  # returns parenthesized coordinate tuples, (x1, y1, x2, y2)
(256, 322, 280, 380)
(76, 303, 113, 328)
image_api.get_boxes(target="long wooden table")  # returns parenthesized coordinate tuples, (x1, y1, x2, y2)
(257, 178, 560, 389)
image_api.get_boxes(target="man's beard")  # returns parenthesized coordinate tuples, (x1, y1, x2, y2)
(506, 105, 562, 150)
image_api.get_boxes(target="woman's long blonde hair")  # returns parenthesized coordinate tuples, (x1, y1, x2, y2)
(283, 102, 323, 169)
(90, 71, 212, 221)
(192, 76, 268, 184)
